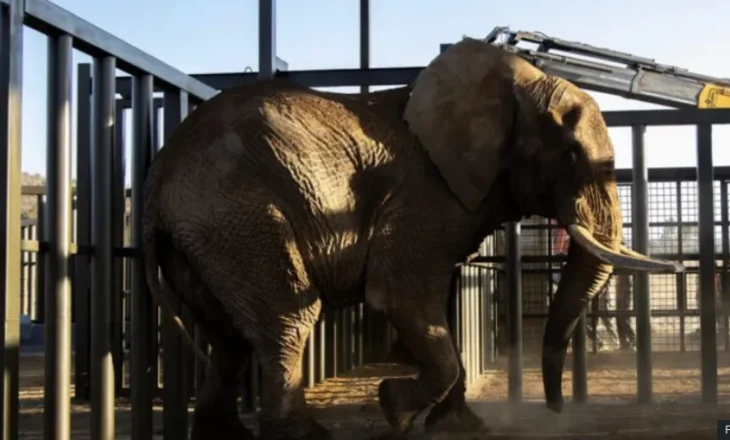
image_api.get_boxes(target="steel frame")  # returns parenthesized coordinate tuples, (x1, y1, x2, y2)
(0, 1, 727, 440)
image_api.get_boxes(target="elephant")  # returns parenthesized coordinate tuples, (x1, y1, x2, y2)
(142, 37, 684, 439)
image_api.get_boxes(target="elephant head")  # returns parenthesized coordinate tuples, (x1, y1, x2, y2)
(403, 38, 683, 411)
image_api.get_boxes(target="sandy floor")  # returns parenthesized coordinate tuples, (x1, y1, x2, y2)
(15, 351, 730, 439)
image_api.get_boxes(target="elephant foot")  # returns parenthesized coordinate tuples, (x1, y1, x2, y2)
(546, 395, 564, 414)
(378, 378, 423, 435)
(259, 417, 334, 440)
(424, 400, 487, 434)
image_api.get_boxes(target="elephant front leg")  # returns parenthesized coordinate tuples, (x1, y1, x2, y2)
(388, 331, 485, 433)
(422, 338, 486, 434)
(374, 279, 486, 436)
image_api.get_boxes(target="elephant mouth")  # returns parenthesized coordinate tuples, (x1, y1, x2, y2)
(564, 224, 683, 273)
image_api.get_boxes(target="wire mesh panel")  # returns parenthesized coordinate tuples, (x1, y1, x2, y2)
(479, 176, 730, 357)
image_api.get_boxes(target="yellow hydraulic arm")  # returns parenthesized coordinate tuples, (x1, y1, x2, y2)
(472, 27, 730, 110)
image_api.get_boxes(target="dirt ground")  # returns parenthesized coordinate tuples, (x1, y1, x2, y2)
(16, 351, 730, 439)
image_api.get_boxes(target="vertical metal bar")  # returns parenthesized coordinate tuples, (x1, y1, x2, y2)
(590, 296, 599, 354)
(325, 307, 336, 378)
(720, 181, 729, 351)
(258, 0, 276, 79)
(355, 304, 363, 366)
(696, 123, 718, 403)
(317, 316, 325, 383)
(36, 194, 46, 322)
(631, 124, 652, 404)
(150, 108, 161, 393)
(506, 221, 522, 402)
(571, 311, 588, 403)
(111, 100, 125, 396)
(356, 0, 371, 366)
(73, 63, 92, 401)
(0, 1, 23, 436)
(43, 32, 73, 440)
(483, 267, 494, 366)
(194, 328, 206, 400)
(90, 55, 116, 440)
(162, 88, 190, 440)
(130, 74, 155, 440)
(360, 0, 369, 95)
(676, 181, 686, 352)
(306, 326, 315, 387)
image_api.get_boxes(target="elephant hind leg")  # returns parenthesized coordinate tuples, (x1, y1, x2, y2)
(253, 306, 331, 440)
(188, 204, 332, 439)
(191, 338, 255, 440)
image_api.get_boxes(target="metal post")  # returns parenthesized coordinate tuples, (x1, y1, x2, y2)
(90, 55, 116, 440)
(676, 181, 686, 352)
(696, 123, 718, 404)
(43, 33, 73, 440)
(73, 63, 92, 402)
(506, 221, 522, 402)
(111, 100, 125, 395)
(131, 74, 155, 440)
(258, 0, 276, 79)
(358, 0, 370, 364)
(0, 1, 23, 438)
(162, 88, 190, 440)
(571, 311, 588, 403)
(721, 181, 730, 352)
(631, 124, 652, 404)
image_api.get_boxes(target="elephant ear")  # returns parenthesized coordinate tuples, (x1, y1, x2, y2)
(403, 37, 543, 212)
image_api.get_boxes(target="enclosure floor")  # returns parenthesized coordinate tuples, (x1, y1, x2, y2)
(17, 351, 730, 439)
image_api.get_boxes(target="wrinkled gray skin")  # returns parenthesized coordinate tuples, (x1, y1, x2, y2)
(143, 38, 682, 439)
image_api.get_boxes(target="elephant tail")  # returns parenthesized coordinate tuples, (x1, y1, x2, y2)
(143, 218, 211, 365)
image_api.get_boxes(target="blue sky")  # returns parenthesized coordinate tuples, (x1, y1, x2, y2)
(18, 0, 730, 181)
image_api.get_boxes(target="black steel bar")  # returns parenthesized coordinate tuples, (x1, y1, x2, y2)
(90, 55, 116, 440)
(317, 315, 325, 383)
(306, 325, 315, 387)
(676, 181, 686, 352)
(111, 100, 125, 395)
(113, 67, 423, 95)
(571, 311, 588, 403)
(483, 260, 494, 366)
(506, 221, 522, 402)
(131, 73, 155, 440)
(73, 62, 92, 401)
(605, 108, 730, 127)
(360, 0, 369, 96)
(590, 296, 599, 354)
(150, 108, 161, 393)
(258, 0, 276, 79)
(194, 328, 207, 402)
(161, 88, 191, 440)
(696, 123, 718, 403)
(721, 181, 730, 352)
(324, 307, 336, 378)
(0, 0, 22, 436)
(36, 196, 45, 322)
(632, 124, 653, 404)
(43, 32, 73, 440)
(677, 273, 686, 352)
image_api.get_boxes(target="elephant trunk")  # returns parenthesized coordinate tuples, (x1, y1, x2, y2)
(541, 244, 612, 412)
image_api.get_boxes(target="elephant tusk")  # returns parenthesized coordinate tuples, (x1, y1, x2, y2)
(565, 224, 684, 273)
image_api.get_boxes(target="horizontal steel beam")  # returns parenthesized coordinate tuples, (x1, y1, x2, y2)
(605, 108, 730, 126)
(114, 67, 424, 97)
(2, 0, 217, 100)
